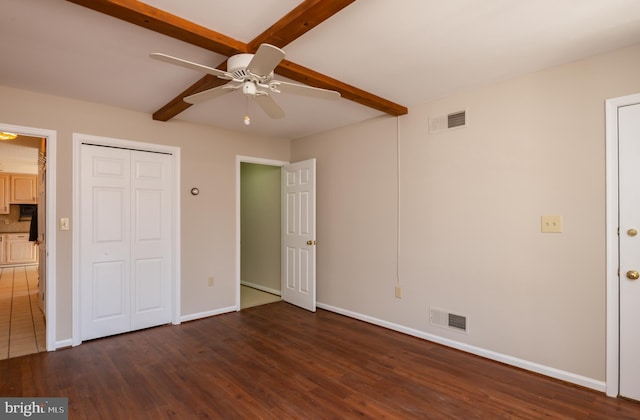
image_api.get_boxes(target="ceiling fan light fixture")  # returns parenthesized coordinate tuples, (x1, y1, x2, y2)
(0, 131, 18, 141)
(154, 43, 339, 122)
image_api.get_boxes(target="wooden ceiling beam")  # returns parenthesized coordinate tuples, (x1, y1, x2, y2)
(66, 0, 409, 121)
(277, 60, 407, 116)
(248, 0, 356, 51)
(152, 62, 228, 122)
(66, 0, 247, 56)
(152, 0, 371, 122)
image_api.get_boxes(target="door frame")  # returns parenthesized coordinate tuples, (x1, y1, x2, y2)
(235, 155, 288, 310)
(0, 122, 57, 351)
(605, 92, 640, 397)
(72, 133, 181, 346)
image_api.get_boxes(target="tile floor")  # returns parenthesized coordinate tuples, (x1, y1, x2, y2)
(0, 277, 274, 359)
(0, 265, 46, 360)
(240, 285, 281, 309)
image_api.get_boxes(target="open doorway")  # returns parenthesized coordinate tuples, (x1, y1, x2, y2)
(0, 134, 45, 359)
(240, 162, 282, 309)
(236, 156, 288, 310)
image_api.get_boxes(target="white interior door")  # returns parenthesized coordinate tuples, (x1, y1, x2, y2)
(80, 144, 172, 341)
(130, 151, 172, 330)
(619, 102, 640, 401)
(80, 145, 131, 340)
(281, 159, 316, 312)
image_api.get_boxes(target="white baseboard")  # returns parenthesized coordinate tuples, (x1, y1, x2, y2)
(181, 305, 237, 323)
(54, 308, 237, 348)
(55, 338, 73, 349)
(316, 302, 606, 393)
(241, 281, 281, 296)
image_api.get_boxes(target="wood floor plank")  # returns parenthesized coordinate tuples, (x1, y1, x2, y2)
(1, 301, 639, 418)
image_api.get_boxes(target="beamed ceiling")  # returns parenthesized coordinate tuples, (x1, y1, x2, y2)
(66, 0, 408, 122)
(3, 1, 640, 139)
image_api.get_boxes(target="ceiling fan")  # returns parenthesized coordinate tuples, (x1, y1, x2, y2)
(151, 44, 340, 124)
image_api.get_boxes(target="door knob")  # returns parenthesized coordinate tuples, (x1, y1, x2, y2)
(628, 228, 638, 237)
(306, 240, 316, 246)
(626, 270, 639, 280)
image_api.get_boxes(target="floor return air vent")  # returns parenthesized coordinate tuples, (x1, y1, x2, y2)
(430, 307, 468, 333)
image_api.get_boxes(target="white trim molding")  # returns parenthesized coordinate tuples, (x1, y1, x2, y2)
(180, 306, 237, 323)
(318, 302, 605, 392)
(0, 122, 57, 351)
(241, 280, 282, 297)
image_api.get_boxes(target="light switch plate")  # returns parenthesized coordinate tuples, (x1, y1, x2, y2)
(60, 217, 70, 231)
(541, 215, 562, 233)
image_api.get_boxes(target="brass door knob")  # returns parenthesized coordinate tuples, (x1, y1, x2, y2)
(626, 270, 639, 280)
(306, 240, 316, 246)
(628, 228, 638, 237)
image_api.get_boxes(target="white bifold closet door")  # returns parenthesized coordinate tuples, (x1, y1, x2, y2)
(80, 144, 173, 341)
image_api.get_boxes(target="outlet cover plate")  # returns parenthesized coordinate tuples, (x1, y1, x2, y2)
(541, 215, 562, 233)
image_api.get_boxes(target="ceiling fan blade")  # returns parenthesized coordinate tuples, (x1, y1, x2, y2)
(270, 80, 340, 100)
(246, 44, 285, 77)
(254, 94, 285, 119)
(184, 83, 239, 104)
(150, 53, 232, 79)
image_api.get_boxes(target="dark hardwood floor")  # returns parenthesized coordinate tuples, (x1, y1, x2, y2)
(1, 302, 639, 419)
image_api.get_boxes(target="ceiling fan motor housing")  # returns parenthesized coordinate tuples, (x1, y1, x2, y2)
(227, 53, 254, 79)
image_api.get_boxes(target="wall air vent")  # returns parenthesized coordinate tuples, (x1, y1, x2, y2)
(428, 110, 467, 134)
(448, 313, 467, 331)
(447, 111, 466, 128)
(430, 307, 468, 334)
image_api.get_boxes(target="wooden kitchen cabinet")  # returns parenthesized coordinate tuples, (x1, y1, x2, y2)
(0, 174, 9, 214)
(10, 174, 37, 204)
(4, 233, 38, 265)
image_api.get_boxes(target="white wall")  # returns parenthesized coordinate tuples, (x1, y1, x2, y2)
(291, 43, 640, 384)
(0, 85, 290, 341)
(3, 39, 640, 387)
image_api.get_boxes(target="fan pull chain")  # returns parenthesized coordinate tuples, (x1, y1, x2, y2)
(243, 96, 251, 126)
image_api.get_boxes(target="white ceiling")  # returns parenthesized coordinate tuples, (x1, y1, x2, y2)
(3, 0, 640, 139)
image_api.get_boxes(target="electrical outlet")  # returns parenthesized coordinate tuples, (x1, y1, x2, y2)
(208, 277, 214, 287)
(395, 286, 402, 299)
(541, 215, 562, 233)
